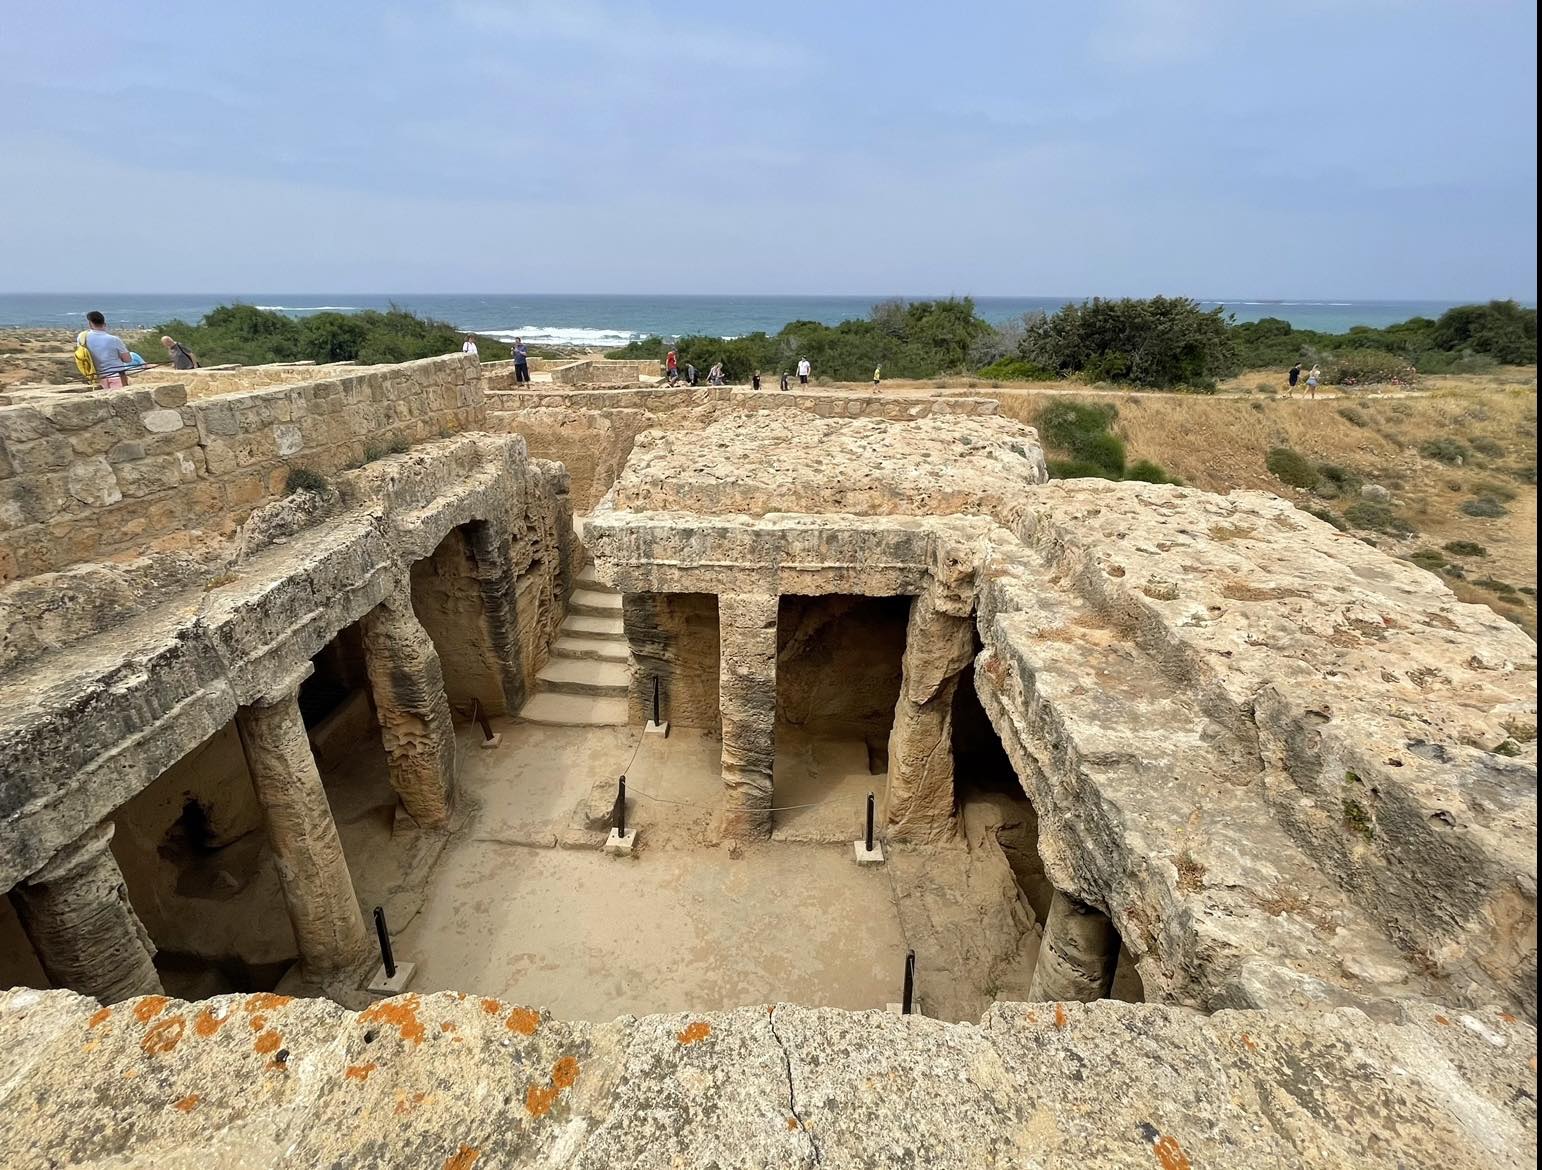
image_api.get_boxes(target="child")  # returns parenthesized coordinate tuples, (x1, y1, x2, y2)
(1306, 365, 1320, 398)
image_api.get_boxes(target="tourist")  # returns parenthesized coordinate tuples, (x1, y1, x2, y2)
(872, 364, 882, 387)
(751, 370, 762, 391)
(81, 311, 131, 389)
(161, 335, 198, 370)
(1306, 364, 1320, 399)
(686, 361, 698, 387)
(708, 362, 725, 386)
(797, 356, 812, 385)
(666, 347, 679, 386)
(461, 333, 479, 357)
(1286, 362, 1301, 396)
(779, 370, 790, 392)
(513, 337, 531, 383)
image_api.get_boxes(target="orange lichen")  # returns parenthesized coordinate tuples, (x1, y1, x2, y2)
(1153, 1135, 1192, 1170)
(88, 1007, 112, 1029)
(249, 1016, 267, 1032)
(1499, 1012, 1517, 1024)
(505, 1007, 540, 1036)
(677, 1021, 712, 1045)
(193, 1008, 227, 1038)
(786, 1117, 800, 1131)
(480, 998, 502, 1016)
(345, 1062, 378, 1082)
(141, 1016, 187, 1057)
(1240, 1033, 1257, 1052)
(173, 1094, 200, 1113)
(1434, 1014, 1452, 1025)
(525, 1083, 560, 1118)
(552, 1056, 580, 1090)
(361, 995, 426, 1045)
(244, 993, 294, 1013)
(1024, 1010, 1037, 1024)
(254, 1030, 282, 1055)
(1053, 1003, 1068, 1030)
(443, 1145, 481, 1170)
(395, 1091, 430, 1116)
(441, 1022, 457, 1033)
(133, 996, 170, 1024)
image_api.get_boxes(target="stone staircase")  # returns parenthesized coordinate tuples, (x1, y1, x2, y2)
(517, 560, 631, 726)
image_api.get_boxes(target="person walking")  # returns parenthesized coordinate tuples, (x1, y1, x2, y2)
(666, 347, 679, 386)
(1286, 362, 1301, 397)
(779, 370, 790, 392)
(513, 337, 531, 383)
(708, 361, 724, 386)
(161, 335, 198, 370)
(1306, 364, 1320, 399)
(872, 363, 882, 387)
(685, 361, 698, 387)
(461, 333, 479, 357)
(751, 370, 762, 391)
(797, 356, 811, 385)
(80, 311, 131, 389)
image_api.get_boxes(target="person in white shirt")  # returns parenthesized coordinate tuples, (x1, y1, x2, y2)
(797, 357, 812, 385)
(461, 334, 479, 357)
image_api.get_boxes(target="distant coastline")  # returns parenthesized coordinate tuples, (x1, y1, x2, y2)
(0, 293, 1522, 343)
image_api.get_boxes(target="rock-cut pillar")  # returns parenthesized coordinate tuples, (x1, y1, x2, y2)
(1028, 891, 1120, 1002)
(717, 593, 779, 840)
(885, 588, 976, 843)
(360, 586, 458, 829)
(236, 668, 369, 974)
(11, 823, 164, 1005)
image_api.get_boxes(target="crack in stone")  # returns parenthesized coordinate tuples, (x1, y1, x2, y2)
(767, 1005, 822, 1166)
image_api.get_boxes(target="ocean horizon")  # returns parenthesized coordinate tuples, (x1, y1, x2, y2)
(0, 293, 1521, 345)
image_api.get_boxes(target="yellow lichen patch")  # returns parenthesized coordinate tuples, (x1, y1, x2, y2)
(345, 1062, 378, 1082)
(361, 995, 427, 1045)
(254, 1030, 282, 1056)
(173, 1094, 200, 1113)
(505, 1007, 540, 1036)
(677, 1021, 712, 1045)
(141, 1016, 187, 1057)
(193, 1008, 227, 1038)
(443, 1145, 480, 1170)
(1153, 1134, 1192, 1170)
(132, 996, 170, 1024)
(88, 1007, 112, 1029)
(1053, 1003, 1068, 1030)
(1023, 1010, 1037, 1024)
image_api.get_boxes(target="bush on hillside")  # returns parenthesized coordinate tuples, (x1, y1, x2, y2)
(1322, 349, 1419, 386)
(1344, 500, 1417, 535)
(1266, 446, 1319, 490)
(976, 357, 1056, 382)
(1124, 459, 1181, 485)
(1419, 438, 1468, 465)
(1035, 401, 1126, 477)
(140, 304, 473, 367)
(1461, 495, 1509, 518)
(1018, 296, 1236, 389)
(1429, 300, 1538, 365)
(1443, 540, 1488, 557)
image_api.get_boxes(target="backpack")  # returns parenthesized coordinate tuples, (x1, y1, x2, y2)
(74, 331, 97, 381)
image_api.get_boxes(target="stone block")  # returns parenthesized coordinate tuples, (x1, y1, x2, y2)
(274, 423, 304, 457)
(0, 407, 51, 443)
(198, 399, 242, 437)
(65, 417, 135, 457)
(41, 398, 113, 431)
(66, 457, 122, 507)
(150, 383, 188, 408)
(140, 408, 184, 434)
(7, 436, 75, 474)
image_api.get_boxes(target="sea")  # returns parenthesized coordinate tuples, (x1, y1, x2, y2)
(0, 293, 1496, 343)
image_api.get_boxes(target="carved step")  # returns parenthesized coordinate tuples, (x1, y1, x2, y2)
(517, 692, 629, 727)
(561, 613, 624, 640)
(568, 588, 623, 617)
(550, 635, 628, 663)
(536, 658, 630, 697)
(574, 562, 616, 592)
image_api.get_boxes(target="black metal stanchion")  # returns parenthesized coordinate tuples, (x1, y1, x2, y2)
(614, 775, 627, 837)
(651, 675, 661, 727)
(901, 950, 915, 1015)
(373, 906, 396, 980)
(865, 793, 876, 853)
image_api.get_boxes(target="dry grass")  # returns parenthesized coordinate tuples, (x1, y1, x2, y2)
(994, 369, 1538, 636)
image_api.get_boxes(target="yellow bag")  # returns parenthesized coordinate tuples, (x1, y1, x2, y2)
(73, 332, 97, 381)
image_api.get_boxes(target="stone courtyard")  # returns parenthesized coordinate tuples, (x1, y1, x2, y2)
(0, 355, 1535, 1168)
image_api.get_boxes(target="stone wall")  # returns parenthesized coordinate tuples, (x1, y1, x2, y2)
(776, 594, 908, 742)
(0, 987, 1533, 1170)
(622, 592, 721, 729)
(0, 354, 484, 581)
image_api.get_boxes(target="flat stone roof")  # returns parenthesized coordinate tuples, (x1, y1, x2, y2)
(606, 412, 1048, 520)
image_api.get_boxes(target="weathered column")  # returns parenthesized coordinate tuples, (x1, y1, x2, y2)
(360, 585, 458, 829)
(11, 823, 163, 1004)
(237, 668, 369, 974)
(885, 584, 976, 842)
(718, 593, 779, 840)
(466, 520, 529, 713)
(1028, 891, 1121, 1002)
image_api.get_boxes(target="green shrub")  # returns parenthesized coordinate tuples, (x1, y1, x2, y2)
(1337, 406, 1369, 428)
(1470, 436, 1504, 458)
(1035, 401, 1126, 477)
(1344, 500, 1416, 535)
(1506, 462, 1537, 484)
(1304, 505, 1348, 531)
(1124, 459, 1181, 485)
(1407, 548, 1448, 570)
(1460, 496, 1509, 518)
(1419, 438, 1468, 465)
(1019, 296, 1236, 388)
(387, 435, 411, 455)
(1429, 300, 1538, 364)
(976, 357, 1056, 381)
(1472, 577, 1521, 597)
(1324, 349, 1419, 387)
(1313, 463, 1361, 499)
(285, 467, 329, 495)
(1047, 459, 1115, 479)
(1443, 540, 1488, 557)
(1266, 446, 1319, 490)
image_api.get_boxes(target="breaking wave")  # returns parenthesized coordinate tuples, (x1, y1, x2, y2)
(475, 325, 646, 349)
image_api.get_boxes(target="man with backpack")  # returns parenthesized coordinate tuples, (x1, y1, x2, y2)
(76, 311, 132, 389)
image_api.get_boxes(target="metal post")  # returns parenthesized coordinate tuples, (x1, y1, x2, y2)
(865, 793, 875, 853)
(472, 699, 495, 744)
(902, 950, 915, 1015)
(373, 906, 396, 979)
(651, 675, 661, 727)
(614, 775, 627, 837)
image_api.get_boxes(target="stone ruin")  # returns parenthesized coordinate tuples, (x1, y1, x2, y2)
(0, 356, 1535, 1168)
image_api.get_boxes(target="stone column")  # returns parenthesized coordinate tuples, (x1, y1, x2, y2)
(885, 587, 976, 843)
(11, 823, 163, 1005)
(237, 669, 369, 974)
(1028, 891, 1120, 1002)
(718, 593, 779, 840)
(360, 585, 458, 830)
(466, 520, 529, 713)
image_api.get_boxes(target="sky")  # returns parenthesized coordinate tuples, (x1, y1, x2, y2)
(0, 0, 1536, 298)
